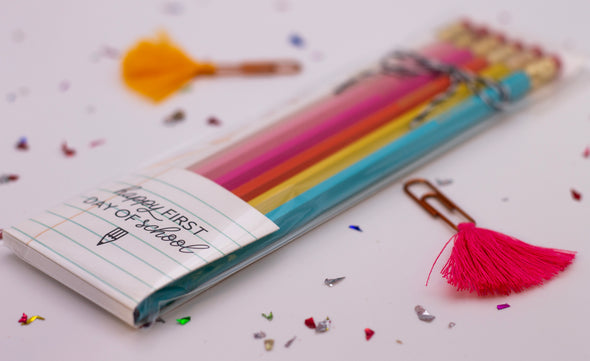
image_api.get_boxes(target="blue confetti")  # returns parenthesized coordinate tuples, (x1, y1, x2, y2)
(289, 33, 305, 48)
(349, 225, 362, 232)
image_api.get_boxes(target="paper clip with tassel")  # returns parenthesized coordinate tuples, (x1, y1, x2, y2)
(403, 178, 576, 296)
(122, 32, 301, 102)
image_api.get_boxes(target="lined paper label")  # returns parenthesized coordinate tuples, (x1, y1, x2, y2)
(6, 167, 279, 311)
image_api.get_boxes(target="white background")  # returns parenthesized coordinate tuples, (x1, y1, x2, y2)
(1, 0, 590, 360)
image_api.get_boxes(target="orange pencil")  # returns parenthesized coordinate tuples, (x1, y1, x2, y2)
(231, 56, 489, 201)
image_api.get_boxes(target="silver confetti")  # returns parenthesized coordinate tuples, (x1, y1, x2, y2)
(254, 331, 266, 339)
(448, 322, 456, 329)
(315, 318, 331, 333)
(284, 336, 296, 348)
(324, 277, 345, 287)
(415, 305, 436, 322)
(435, 178, 453, 186)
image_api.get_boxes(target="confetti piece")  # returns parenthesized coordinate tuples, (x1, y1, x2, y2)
(284, 336, 296, 348)
(364, 328, 375, 340)
(0, 174, 19, 184)
(176, 316, 191, 325)
(415, 305, 435, 322)
(254, 331, 266, 339)
(262, 311, 273, 321)
(264, 339, 274, 351)
(289, 33, 305, 48)
(435, 178, 453, 186)
(16, 137, 29, 151)
(448, 322, 456, 329)
(19, 314, 45, 325)
(571, 189, 582, 201)
(497, 303, 510, 310)
(315, 317, 331, 333)
(304, 317, 316, 329)
(349, 225, 362, 232)
(583, 146, 590, 158)
(18, 313, 28, 323)
(162, 2, 185, 15)
(164, 110, 185, 124)
(324, 277, 345, 287)
(61, 142, 76, 157)
(89, 139, 106, 148)
(59, 81, 70, 92)
(396, 339, 403, 345)
(0, 229, 3, 240)
(207, 116, 221, 126)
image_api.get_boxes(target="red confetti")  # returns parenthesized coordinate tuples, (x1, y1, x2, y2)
(8, 175, 18, 181)
(583, 146, 590, 158)
(0, 229, 3, 240)
(571, 189, 582, 201)
(304, 317, 316, 329)
(207, 116, 221, 126)
(0, 174, 19, 184)
(365, 328, 375, 340)
(89, 139, 106, 148)
(61, 142, 76, 157)
(18, 313, 28, 324)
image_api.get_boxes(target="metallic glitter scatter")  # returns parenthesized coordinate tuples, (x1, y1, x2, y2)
(315, 317, 331, 333)
(304, 317, 316, 329)
(284, 336, 296, 348)
(254, 331, 266, 339)
(176, 316, 191, 325)
(415, 305, 435, 322)
(264, 339, 274, 351)
(364, 328, 375, 340)
(324, 277, 345, 287)
(497, 303, 510, 310)
(262, 312, 273, 321)
(448, 322, 456, 329)
(349, 225, 362, 232)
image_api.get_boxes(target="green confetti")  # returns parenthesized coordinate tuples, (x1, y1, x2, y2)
(176, 316, 191, 325)
(261, 311, 273, 321)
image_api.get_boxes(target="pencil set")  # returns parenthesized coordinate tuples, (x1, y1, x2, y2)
(4, 20, 566, 327)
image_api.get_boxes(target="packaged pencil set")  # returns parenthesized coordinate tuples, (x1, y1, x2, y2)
(4, 19, 572, 327)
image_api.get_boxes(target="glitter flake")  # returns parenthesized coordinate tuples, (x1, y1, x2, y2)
(324, 277, 345, 287)
(207, 116, 221, 126)
(284, 336, 296, 348)
(415, 305, 435, 322)
(176, 316, 191, 325)
(254, 331, 266, 339)
(165, 110, 185, 124)
(364, 328, 375, 340)
(16, 137, 29, 150)
(304, 317, 316, 329)
(18, 313, 45, 325)
(61, 142, 76, 157)
(289, 34, 305, 48)
(571, 189, 582, 201)
(349, 225, 362, 232)
(264, 339, 274, 351)
(497, 303, 510, 310)
(315, 317, 331, 333)
(0, 174, 19, 184)
(262, 312, 273, 321)
(448, 322, 456, 329)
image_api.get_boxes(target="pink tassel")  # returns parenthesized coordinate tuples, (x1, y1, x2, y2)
(428, 222, 576, 296)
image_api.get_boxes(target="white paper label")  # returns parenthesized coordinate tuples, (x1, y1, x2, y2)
(6, 167, 279, 312)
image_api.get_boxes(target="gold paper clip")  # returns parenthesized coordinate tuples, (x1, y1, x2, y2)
(403, 178, 475, 231)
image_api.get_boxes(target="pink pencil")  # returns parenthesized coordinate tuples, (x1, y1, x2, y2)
(189, 43, 471, 181)
(213, 46, 473, 189)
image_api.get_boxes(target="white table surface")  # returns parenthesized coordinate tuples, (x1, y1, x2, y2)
(2, 0, 590, 360)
